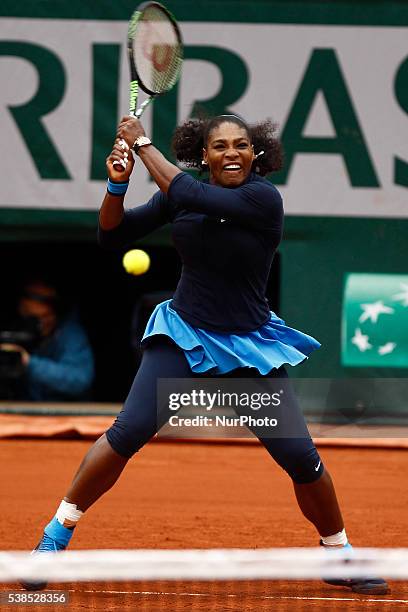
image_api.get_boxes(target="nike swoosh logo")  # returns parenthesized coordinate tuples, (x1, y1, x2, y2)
(314, 461, 321, 471)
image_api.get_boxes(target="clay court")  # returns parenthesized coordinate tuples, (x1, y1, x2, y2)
(1, 438, 407, 610)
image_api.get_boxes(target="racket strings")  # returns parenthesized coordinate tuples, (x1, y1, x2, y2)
(133, 6, 182, 94)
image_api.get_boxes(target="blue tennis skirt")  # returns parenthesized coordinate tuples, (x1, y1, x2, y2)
(141, 300, 320, 375)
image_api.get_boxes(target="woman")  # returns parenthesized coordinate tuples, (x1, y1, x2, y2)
(28, 114, 388, 595)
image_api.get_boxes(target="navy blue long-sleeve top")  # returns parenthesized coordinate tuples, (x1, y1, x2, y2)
(98, 172, 283, 333)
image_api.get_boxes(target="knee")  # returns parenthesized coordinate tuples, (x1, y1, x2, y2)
(279, 445, 324, 484)
(105, 411, 158, 459)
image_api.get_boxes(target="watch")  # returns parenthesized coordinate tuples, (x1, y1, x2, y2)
(132, 136, 152, 154)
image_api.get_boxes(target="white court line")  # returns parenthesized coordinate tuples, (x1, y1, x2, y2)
(76, 589, 408, 604)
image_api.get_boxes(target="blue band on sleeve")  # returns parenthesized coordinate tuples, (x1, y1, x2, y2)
(107, 179, 129, 196)
(44, 516, 75, 546)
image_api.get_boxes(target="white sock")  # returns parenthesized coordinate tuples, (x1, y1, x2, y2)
(55, 500, 84, 529)
(321, 528, 348, 547)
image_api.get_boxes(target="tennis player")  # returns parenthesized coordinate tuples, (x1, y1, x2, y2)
(26, 114, 388, 595)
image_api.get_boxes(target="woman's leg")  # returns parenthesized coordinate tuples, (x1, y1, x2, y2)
(22, 337, 193, 590)
(292, 469, 343, 537)
(233, 366, 388, 594)
(64, 434, 127, 512)
(64, 337, 193, 512)
(232, 366, 344, 537)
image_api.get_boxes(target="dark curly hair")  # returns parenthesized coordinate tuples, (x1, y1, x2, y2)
(171, 114, 283, 177)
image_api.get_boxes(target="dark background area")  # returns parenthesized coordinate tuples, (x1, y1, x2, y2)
(0, 242, 281, 402)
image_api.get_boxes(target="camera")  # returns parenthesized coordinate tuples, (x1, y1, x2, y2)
(0, 317, 42, 399)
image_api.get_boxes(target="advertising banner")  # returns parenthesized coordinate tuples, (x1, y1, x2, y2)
(1, 4, 408, 217)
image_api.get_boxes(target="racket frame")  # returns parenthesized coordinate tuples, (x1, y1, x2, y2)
(127, 1, 183, 118)
(111, 2, 182, 171)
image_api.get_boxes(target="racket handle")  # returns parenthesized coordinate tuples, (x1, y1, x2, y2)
(112, 139, 129, 172)
(112, 100, 153, 170)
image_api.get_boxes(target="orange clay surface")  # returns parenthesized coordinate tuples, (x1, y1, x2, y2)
(1, 439, 407, 611)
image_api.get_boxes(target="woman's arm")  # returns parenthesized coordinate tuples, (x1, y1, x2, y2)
(138, 146, 181, 193)
(116, 116, 181, 193)
(99, 192, 125, 231)
(98, 124, 171, 248)
(99, 133, 135, 230)
(98, 191, 171, 249)
(115, 116, 282, 230)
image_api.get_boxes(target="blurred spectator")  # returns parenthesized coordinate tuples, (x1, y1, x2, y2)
(0, 279, 94, 401)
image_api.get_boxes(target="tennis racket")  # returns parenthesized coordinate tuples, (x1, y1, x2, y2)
(113, 1, 183, 170)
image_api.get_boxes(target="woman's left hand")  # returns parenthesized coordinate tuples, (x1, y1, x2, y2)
(116, 116, 146, 150)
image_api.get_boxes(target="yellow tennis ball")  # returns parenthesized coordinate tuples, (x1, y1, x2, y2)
(122, 249, 150, 276)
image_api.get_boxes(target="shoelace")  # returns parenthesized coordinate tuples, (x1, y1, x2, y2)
(35, 534, 65, 552)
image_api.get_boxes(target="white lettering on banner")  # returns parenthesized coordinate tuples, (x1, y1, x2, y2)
(0, 18, 407, 217)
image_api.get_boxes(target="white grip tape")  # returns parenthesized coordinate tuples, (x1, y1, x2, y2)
(113, 139, 129, 169)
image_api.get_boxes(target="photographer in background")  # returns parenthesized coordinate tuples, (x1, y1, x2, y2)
(0, 279, 94, 401)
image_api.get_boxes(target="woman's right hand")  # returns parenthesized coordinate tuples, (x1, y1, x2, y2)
(106, 138, 135, 183)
